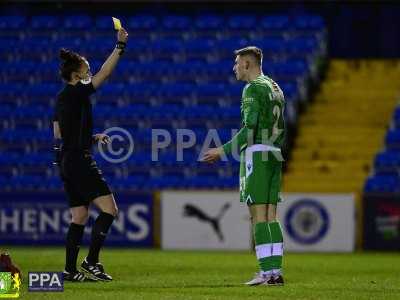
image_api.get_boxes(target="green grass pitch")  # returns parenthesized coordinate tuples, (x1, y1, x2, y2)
(5, 247, 400, 300)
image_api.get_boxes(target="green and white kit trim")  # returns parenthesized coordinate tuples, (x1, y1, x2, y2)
(244, 144, 281, 178)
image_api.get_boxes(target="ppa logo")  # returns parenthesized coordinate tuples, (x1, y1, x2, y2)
(28, 272, 63, 292)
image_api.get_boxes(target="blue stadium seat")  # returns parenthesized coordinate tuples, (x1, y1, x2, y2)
(194, 83, 226, 98)
(0, 83, 24, 97)
(0, 11, 325, 191)
(0, 152, 20, 166)
(156, 83, 194, 98)
(0, 15, 26, 29)
(152, 39, 183, 54)
(95, 16, 115, 30)
(195, 15, 223, 30)
(257, 37, 287, 54)
(12, 175, 43, 189)
(111, 176, 146, 190)
(27, 84, 61, 97)
(293, 15, 325, 31)
(128, 15, 158, 30)
(183, 39, 215, 55)
(386, 130, 400, 150)
(19, 153, 52, 166)
(162, 15, 191, 30)
(31, 15, 60, 29)
(227, 15, 257, 29)
(280, 81, 298, 101)
(286, 37, 319, 55)
(42, 176, 63, 190)
(63, 15, 92, 29)
(260, 15, 290, 30)
(374, 151, 400, 175)
(364, 175, 400, 193)
(270, 60, 308, 77)
(216, 38, 248, 53)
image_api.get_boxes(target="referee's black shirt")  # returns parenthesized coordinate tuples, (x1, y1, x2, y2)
(54, 81, 96, 151)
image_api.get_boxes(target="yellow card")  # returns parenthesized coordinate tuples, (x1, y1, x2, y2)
(112, 17, 122, 30)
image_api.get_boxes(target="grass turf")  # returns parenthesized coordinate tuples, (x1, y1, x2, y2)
(3, 247, 400, 300)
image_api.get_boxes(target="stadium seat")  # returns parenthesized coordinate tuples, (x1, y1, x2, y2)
(0, 11, 325, 191)
(0, 15, 26, 29)
(385, 130, 400, 150)
(374, 151, 400, 172)
(293, 15, 325, 31)
(195, 14, 223, 30)
(364, 175, 400, 193)
(128, 15, 158, 30)
(260, 15, 290, 31)
(95, 16, 115, 30)
(31, 15, 60, 29)
(227, 15, 257, 29)
(63, 15, 92, 29)
(162, 15, 191, 30)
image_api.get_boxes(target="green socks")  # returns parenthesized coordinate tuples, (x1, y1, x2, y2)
(253, 221, 284, 276)
(253, 222, 273, 273)
(269, 221, 284, 275)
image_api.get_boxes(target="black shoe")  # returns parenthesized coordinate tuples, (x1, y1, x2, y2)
(264, 275, 284, 286)
(264, 276, 276, 286)
(274, 275, 284, 286)
(63, 270, 96, 282)
(81, 258, 112, 281)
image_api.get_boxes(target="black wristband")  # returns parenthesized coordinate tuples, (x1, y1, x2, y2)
(116, 41, 126, 55)
(53, 139, 62, 166)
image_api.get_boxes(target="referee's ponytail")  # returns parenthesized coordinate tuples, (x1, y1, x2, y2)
(59, 48, 85, 82)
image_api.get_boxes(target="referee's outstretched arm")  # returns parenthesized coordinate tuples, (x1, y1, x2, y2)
(92, 27, 128, 89)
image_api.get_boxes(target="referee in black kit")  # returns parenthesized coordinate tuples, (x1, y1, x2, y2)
(53, 27, 128, 282)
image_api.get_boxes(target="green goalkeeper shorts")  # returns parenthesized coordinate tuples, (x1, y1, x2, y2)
(239, 144, 283, 206)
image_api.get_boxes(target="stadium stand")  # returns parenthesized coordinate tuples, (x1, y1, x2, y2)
(365, 73, 400, 194)
(0, 13, 326, 191)
(283, 60, 400, 193)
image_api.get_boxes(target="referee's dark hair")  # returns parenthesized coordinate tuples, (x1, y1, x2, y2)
(234, 46, 263, 66)
(59, 48, 85, 81)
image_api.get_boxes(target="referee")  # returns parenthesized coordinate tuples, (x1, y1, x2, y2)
(53, 28, 128, 282)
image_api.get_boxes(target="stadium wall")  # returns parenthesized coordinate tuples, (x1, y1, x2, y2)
(363, 193, 400, 251)
(1, 191, 356, 252)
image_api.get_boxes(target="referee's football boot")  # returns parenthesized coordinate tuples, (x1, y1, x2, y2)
(63, 270, 96, 282)
(81, 258, 112, 281)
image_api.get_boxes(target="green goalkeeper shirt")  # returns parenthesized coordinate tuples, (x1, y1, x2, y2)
(222, 74, 285, 155)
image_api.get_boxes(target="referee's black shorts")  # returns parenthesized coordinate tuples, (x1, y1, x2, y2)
(59, 150, 111, 208)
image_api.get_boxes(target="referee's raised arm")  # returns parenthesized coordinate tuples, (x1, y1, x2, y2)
(91, 27, 128, 89)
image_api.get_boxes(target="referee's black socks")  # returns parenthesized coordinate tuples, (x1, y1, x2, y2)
(65, 223, 85, 273)
(87, 212, 115, 264)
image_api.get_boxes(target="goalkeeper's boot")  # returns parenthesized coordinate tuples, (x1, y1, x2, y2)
(244, 272, 268, 286)
(81, 258, 112, 281)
